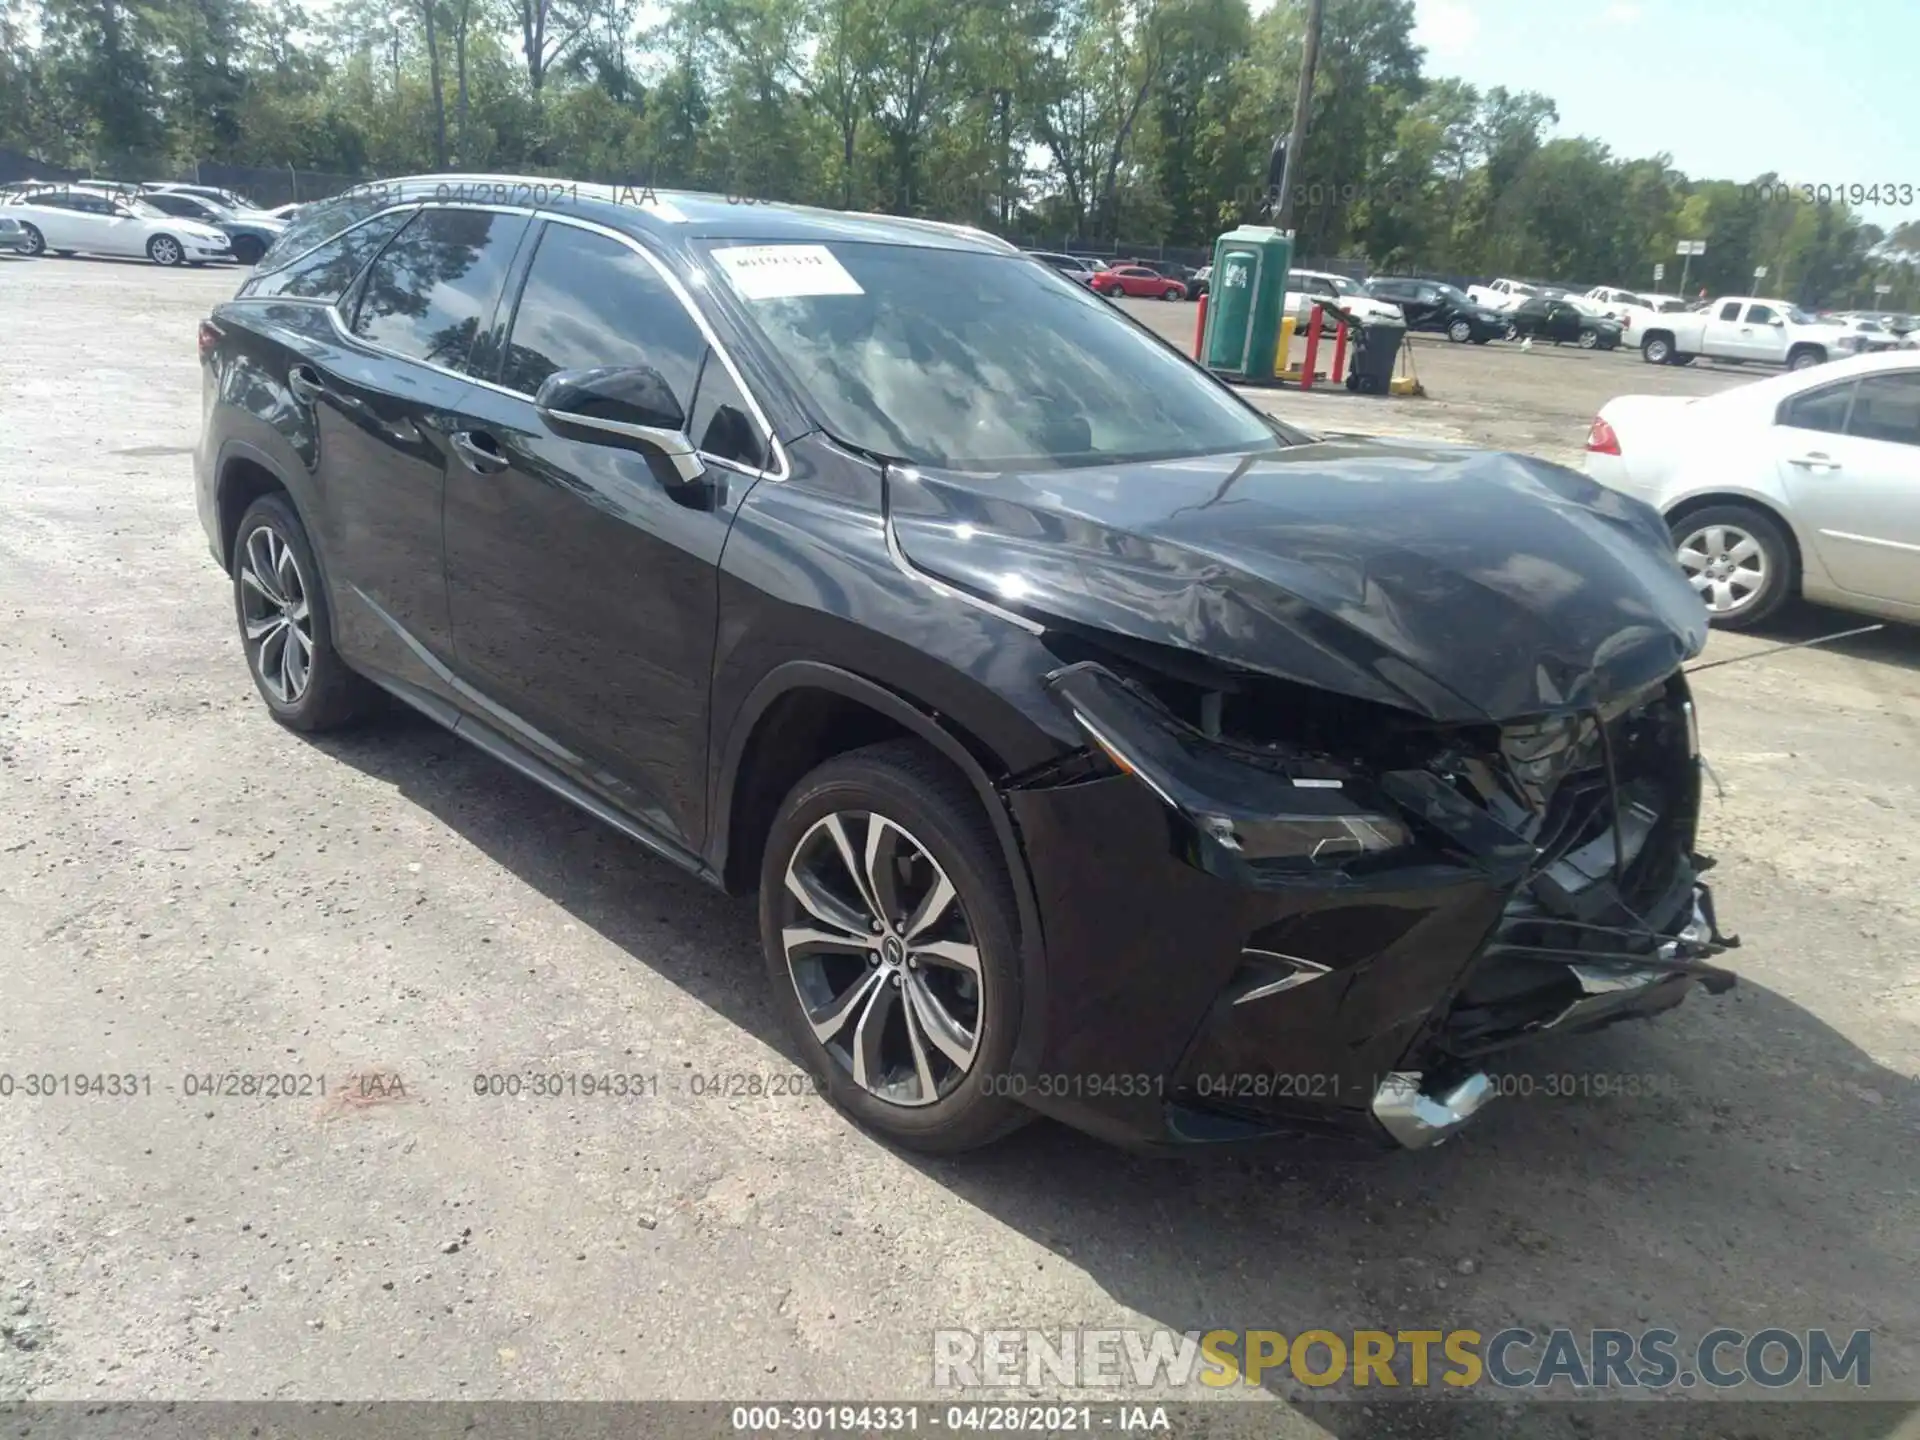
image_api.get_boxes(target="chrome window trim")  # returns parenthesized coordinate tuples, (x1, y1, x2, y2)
(260, 199, 788, 483)
(517, 211, 789, 482)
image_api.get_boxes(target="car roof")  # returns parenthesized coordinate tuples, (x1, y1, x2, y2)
(338, 174, 1020, 257)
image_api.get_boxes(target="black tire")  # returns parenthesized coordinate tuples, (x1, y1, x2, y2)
(17, 222, 44, 256)
(231, 235, 265, 266)
(1503, 321, 1519, 341)
(758, 739, 1031, 1154)
(231, 492, 381, 731)
(1577, 328, 1600, 349)
(147, 233, 184, 267)
(1447, 318, 1473, 343)
(1642, 334, 1674, 364)
(1787, 346, 1826, 371)
(1162, 285, 1184, 301)
(1668, 503, 1796, 631)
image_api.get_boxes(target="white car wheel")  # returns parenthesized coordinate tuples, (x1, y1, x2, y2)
(147, 234, 184, 267)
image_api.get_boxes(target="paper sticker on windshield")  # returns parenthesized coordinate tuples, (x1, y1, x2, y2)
(713, 244, 864, 300)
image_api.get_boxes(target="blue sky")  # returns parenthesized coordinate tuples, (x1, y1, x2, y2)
(1407, 0, 1920, 230)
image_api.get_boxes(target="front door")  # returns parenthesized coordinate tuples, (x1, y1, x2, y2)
(443, 219, 774, 850)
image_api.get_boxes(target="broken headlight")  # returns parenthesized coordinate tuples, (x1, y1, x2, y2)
(1043, 661, 1419, 876)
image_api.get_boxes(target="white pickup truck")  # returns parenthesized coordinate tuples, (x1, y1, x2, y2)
(1634, 296, 1845, 370)
(1466, 277, 1540, 312)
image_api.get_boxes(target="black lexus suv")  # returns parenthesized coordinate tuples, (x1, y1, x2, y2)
(196, 175, 1738, 1155)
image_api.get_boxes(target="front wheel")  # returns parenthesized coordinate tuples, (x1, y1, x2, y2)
(1788, 346, 1826, 371)
(147, 234, 184, 267)
(1447, 318, 1473, 343)
(16, 222, 44, 256)
(759, 740, 1030, 1154)
(1671, 504, 1795, 630)
(1642, 335, 1673, 364)
(1503, 321, 1519, 341)
(231, 493, 382, 730)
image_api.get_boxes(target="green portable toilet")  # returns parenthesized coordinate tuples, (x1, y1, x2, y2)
(1201, 225, 1294, 382)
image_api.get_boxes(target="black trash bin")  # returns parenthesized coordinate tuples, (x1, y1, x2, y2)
(1345, 315, 1406, 394)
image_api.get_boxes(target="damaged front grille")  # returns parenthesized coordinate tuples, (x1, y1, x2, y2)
(1432, 677, 1739, 1057)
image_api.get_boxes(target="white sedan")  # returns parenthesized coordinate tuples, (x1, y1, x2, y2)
(1584, 351, 1920, 629)
(1, 185, 231, 266)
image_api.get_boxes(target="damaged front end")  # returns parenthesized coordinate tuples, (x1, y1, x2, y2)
(1007, 654, 1737, 1152)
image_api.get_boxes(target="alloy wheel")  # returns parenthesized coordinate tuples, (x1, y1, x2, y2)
(1676, 522, 1767, 616)
(237, 524, 315, 703)
(1448, 319, 1472, 342)
(1577, 329, 1600, 349)
(150, 235, 182, 266)
(780, 811, 984, 1108)
(19, 223, 44, 256)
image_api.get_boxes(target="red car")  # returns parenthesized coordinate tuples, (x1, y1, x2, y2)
(1090, 264, 1190, 300)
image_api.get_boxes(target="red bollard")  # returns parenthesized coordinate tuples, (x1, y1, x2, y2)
(1300, 304, 1325, 390)
(1192, 292, 1209, 360)
(1330, 315, 1349, 386)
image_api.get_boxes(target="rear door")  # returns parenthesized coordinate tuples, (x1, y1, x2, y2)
(303, 204, 532, 682)
(441, 218, 777, 849)
(1776, 369, 1920, 606)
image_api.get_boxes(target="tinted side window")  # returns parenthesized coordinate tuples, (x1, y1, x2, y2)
(688, 353, 769, 470)
(352, 208, 529, 371)
(497, 223, 705, 406)
(1779, 381, 1853, 434)
(1718, 302, 1742, 321)
(246, 211, 411, 303)
(1747, 304, 1776, 324)
(1846, 372, 1920, 447)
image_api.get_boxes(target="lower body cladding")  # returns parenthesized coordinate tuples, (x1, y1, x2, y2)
(998, 671, 1738, 1153)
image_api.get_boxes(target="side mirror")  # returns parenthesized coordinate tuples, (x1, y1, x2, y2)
(1769, 316, 1786, 327)
(533, 365, 705, 483)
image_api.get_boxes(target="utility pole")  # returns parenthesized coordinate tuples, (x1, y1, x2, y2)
(1273, 0, 1326, 234)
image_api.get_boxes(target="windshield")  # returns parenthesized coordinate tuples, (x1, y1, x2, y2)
(1328, 275, 1359, 294)
(707, 241, 1289, 470)
(1786, 306, 1819, 324)
(116, 197, 168, 218)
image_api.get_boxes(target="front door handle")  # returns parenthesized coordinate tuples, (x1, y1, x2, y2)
(287, 364, 330, 405)
(1787, 452, 1841, 470)
(451, 429, 510, 475)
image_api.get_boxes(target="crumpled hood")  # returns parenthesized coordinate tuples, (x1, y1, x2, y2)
(887, 437, 1709, 723)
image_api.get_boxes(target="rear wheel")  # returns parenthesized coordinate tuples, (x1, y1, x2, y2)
(1642, 334, 1673, 364)
(147, 234, 184, 267)
(1671, 504, 1795, 630)
(17, 222, 44, 256)
(231, 493, 381, 730)
(1577, 328, 1600, 349)
(759, 740, 1030, 1154)
(1788, 346, 1826, 371)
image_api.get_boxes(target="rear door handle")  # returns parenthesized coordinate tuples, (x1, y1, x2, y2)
(451, 429, 510, 475)
(287, 365, 330, 405)
(1787, 452, 1840, 470)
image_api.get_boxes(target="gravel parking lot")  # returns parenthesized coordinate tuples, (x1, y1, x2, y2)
(2, 256, 1918, 1437)
(1115, 297, 1755, 466)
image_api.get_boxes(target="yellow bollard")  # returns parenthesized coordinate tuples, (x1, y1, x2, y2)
(1274, 316, 1299, 379)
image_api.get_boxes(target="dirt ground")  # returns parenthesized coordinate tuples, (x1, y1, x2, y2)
(1, 255, 1917, 1437)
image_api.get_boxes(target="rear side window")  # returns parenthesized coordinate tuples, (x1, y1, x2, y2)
(258, 190, 407, 271)
(1846, 372, 1920, 447)
(496, 222, 705, 406)
(244, 211, 410, 303)
(1779, 381, 1853, 434)
(351, 208, 530, 371)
